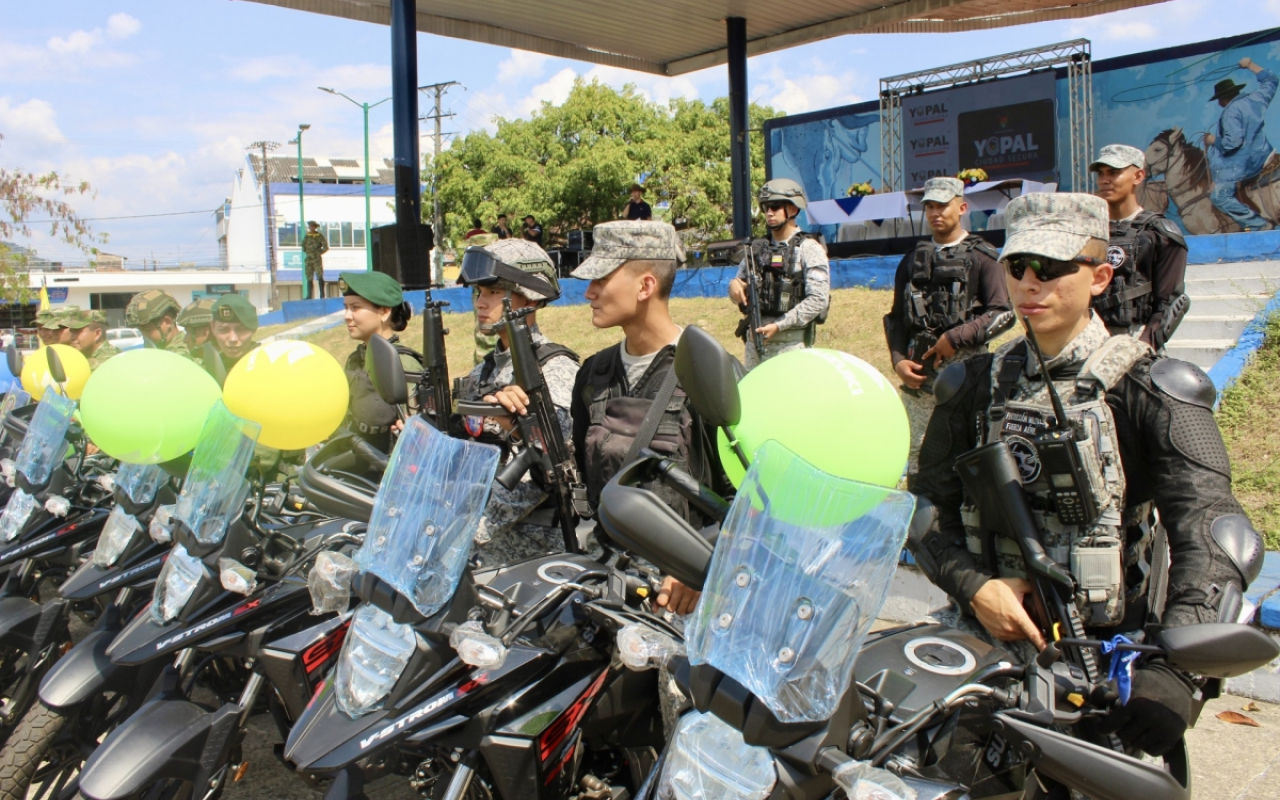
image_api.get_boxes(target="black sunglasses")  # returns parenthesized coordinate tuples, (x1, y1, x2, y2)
(761, 201, 792, 212)
(1003, 254, 1103, 281)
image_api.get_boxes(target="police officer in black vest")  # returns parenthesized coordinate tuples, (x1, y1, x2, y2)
(885, 176, 1013, 478)
(1091, 144, 1190, 350)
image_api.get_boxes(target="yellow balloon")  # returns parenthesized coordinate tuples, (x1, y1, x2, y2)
(20, 344, 91, 401)
(222, 341, 349, 450)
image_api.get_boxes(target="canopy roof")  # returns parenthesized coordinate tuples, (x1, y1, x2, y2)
(240, 0, 1166, 76)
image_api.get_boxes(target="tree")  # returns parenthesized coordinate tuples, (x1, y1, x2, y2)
(431, 79, 780, 252)
(0, 133, 100, 302)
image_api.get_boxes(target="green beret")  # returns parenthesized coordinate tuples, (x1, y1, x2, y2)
(339, 271, 404, 308)
(211, 293, 260, 331)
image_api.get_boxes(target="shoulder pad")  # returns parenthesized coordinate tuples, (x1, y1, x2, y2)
(1079, 335, 1152, 392)
(535, 342, 580, 366)
(932, 360, 970, 405)
(1139, 212, 1187, 247)
(1150, 358, 1215, 409)
(1157, 216, 1187, 247)
(965, 235, 1000, 260)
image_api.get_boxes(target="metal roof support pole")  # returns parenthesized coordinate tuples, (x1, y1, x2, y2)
(727, 17, 751, 240)
(879, 87, 902, 192)
(1067, 46, 1093, 192)
(391, 0, 425, 287)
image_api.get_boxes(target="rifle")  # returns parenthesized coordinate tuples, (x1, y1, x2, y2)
(737, 242, 766, 360)
(488, 298, 588, 554)
(418, 291, 452, 432)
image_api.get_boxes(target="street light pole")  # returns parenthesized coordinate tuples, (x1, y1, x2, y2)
(320, 87, 390, 272)
(289, 124, 311, 296)
(247, 140, 281, 309)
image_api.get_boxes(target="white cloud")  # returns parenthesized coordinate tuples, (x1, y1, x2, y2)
(0, 97, 65, 144)
(496, 50, 550, 85)
(47, 30, 100, 56)
(106, 13, 142, 40)
(751, 63, 862, 115)
(1100, 21, 1160, 40)
(521, 68, 578, 115)
(228, 56, 300, 83)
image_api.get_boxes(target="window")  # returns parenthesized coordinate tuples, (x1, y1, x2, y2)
(341, 222, 354, 247)
(353, 226, 365, 248)
(278, 222, 300, 247)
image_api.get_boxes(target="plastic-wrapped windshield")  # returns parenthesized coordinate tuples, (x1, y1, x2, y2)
(116, 462, 167, 506)
(686, 440, 915, 724)
(174, 401, 261, 546)
(14, 391, 75, 488)
(354, 416, 499, 618)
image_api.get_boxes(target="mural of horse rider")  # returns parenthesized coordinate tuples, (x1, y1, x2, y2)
(1205, 57, 1278, 231)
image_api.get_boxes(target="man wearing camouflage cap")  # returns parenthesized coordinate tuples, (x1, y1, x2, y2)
(178, 298, 216, 357)
(560, 220, 731, 615)
(885, 176, 1012, 480)
(1091, 144, 1189, 350)
(453, 238, 581, 564)
(34, 308, 72, 347)
(727, 178, 830, 369)
(910, 192, 1263, 762)
(64, 308, 119, 370)
(125, 290, 188, 358)
(205, 294, 259, 384)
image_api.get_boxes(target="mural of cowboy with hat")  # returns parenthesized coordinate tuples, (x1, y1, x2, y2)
(1204, 57, 1278, 230)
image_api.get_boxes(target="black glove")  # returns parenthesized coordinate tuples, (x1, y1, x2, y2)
(1096, 663, 1195, 756)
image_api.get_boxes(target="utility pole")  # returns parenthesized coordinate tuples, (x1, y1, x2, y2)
(248, 140, 281, 309)
(420, 81, 458, 287)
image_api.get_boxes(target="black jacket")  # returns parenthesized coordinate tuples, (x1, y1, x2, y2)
(910, 352, 1248, 632)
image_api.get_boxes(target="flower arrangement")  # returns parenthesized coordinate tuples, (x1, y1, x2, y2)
(956, 169, 988, 186)
(846, 182, 875, 197)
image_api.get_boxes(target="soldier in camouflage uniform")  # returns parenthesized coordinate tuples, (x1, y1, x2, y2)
(178, 298, 216, 360)
(64, 309, 119, 370)
(125, 290, 188, 358)
(206, 294, 260, 384)
(302, 221, 329, 299)
(454, 239, 580, 564)
(910, 193, 1266, 758)
(466, 233, 502, 365)
(35, 308, 72, 347)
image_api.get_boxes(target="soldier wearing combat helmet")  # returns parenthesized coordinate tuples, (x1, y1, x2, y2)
(64, 308, 119, 370)
(1091, 144, 1189, 350)
(454, 238, 581, 564)
(910, 192, 1264, 760)
(177, 298, 217, 356)
(125, 290, 188, 358)
(727, 178, 831, 369)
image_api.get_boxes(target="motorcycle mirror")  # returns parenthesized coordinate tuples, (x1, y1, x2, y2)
(46, 346, 67, 386)
(674, 326, 741, 429)
(203, 341, 227, 386)
(1156, 622, 1280, 678)
(5, 342, 20, 378)
(597, 458, 714, 590)
(365, 334, 408, 406)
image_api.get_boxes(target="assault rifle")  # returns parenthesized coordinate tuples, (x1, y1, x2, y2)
(418, 290, 452, 431)
(736, 241, 766, 360)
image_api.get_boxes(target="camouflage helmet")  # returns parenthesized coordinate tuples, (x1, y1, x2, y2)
(125, 290, 181, 327)
(63, 308, 108, 329)
(480, 239, 560, 304)
(177, 297, 216, 329)
(757, 178, 808, 210)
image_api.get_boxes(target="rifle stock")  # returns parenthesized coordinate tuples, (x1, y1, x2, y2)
(420, 292, 452, 431)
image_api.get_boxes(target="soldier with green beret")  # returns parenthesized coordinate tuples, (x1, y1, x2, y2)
(34, 308, 72, 347)
(64, 308, 119, 370)
(125, 290, 188, 358)
(178, 297, 216, 356)
(205, 294, 260, 384)
(338, 271, 423, 459)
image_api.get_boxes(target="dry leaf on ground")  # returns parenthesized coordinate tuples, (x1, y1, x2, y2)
(1217, 710, 1262, 727)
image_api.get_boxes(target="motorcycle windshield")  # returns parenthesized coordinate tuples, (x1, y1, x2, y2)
(13, 391, 75, 487)
(685, 440, 915, 724)
(117, 461, 167, 506)
(353, 416, 499, 618)
(174, 401, 261, 546)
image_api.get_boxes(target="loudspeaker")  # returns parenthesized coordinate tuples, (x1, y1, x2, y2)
(706, 239, 746, 267)
(547, 248, 585, 278)
(371, 223, 435, 288)
(567, 229, 594, 251)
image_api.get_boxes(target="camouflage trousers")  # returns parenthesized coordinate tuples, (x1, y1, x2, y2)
(900, 346, 984, 478)
(304, 259, 326, 299)
(743, 335, 806, 370)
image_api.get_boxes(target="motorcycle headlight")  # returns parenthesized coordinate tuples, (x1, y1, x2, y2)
(659, 712, 776, 800)
(151, 544, 207, 624)
(0, 490, 38, 542)
(44, 495, 70, 517)
(334, 604, 417, 719)
(92, 506, 141, 568)
(449, 620, 507, 669)
(150, 504, 176, 544)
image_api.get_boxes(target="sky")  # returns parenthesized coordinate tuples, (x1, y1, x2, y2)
(3, 0, 1280, 267)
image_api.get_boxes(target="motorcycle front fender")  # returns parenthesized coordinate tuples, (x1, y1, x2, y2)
(78, 697, 239, 800)
(0, 594, 42, 652)
(39, 613, 167, 710)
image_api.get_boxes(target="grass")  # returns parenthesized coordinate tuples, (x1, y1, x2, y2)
(1217, 313, 1280, 550)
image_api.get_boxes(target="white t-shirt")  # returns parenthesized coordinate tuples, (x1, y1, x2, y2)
(619, 330, 683, 390)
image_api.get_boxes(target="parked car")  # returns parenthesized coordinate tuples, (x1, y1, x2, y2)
(106, 327, 145, 350)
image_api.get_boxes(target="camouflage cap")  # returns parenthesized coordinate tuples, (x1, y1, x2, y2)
(1001, 193, 1110, 262)
(125, 290, 181, 326)
(570, 221, 685, 280)
(63, 307, 107, 329)
(178, 298, 216, 328)
(34, 309, 59, 329)
(922, 177, 965, 204)
(1090, 144, 1145, 172)
(481, 239, 559, 302)
(211, 293, 259, 331)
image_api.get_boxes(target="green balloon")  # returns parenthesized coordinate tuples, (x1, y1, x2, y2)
(80, 349, 222, 464)
(717, 349, 909, 492)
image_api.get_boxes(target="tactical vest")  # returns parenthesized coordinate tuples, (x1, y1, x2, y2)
(451, 341, 578, 449)
(579, 344, 700, 524)
(1095, 211, 1165, 331)
(749, 233, 826, 321)
(343, 338, 424, 441)
(961, 335, 1153, 628)
(903, 235, 999, 337)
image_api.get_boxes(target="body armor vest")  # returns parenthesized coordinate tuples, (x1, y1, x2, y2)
(749, 233, 821, 319)
(1095, 211, 1162, 332)
(961, 335, 1153, 627)
(343, 338, 424, 443)
(452, 341, 578, 449)
(903, 235, 998, 338)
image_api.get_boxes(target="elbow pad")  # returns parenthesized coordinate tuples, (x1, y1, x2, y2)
(906, 497, 946, 585)
(1212, 514, 1265, 586)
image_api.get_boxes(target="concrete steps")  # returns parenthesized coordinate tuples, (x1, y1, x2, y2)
(1166, 260, 1280, 369)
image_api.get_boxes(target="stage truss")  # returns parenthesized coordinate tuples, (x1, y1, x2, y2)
(879, 39, 1093, 193)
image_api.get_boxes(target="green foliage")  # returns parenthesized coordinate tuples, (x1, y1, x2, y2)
(429, 79, 780, 251)
(1218, 312, 1280, 549)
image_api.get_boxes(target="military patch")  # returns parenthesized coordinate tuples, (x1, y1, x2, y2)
(464, 416, 484, 438)
(338, 278, 350, 293)
(1106, 245, 1126, 268)
(1006, 434, 1042, 484)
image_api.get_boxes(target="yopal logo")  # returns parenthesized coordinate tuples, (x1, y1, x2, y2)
(908, 103, 947, 118)
(909, 136, 950, 149)
(974, 134, 1040, 157)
